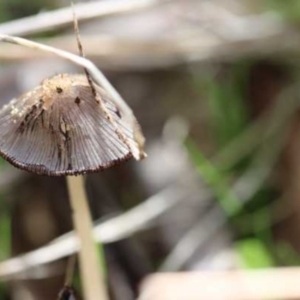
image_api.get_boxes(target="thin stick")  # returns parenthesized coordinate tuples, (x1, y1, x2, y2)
(72, 3, 98, 100)
(66, 176, 108, 300)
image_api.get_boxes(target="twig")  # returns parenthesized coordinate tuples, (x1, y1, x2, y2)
(67, 176, 108, 300)
(139, 268, 300, 300)
(0, 33, 145, 159)
(0, 0, 160, 37)
(0, 185, 186, 280)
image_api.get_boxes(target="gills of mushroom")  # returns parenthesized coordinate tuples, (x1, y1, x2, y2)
(0, 73, 145, 175)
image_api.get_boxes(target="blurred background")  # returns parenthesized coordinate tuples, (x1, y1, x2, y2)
(0, 0, 300, 299)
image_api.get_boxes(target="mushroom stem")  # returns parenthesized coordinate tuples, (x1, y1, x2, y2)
(66, 175, 108, 300)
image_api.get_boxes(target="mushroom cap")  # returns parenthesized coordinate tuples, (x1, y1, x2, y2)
(0, 74, 137, 176)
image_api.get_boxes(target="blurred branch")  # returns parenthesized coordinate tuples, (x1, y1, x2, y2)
(0, 6, 298, 70)
(139, 268, 300, 300)
(0, 185, 188, 280)
(0, 0, 161, 37)
(0, 28, 298, 70)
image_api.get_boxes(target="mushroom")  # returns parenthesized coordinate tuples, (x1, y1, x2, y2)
(0, 34, 146, 300)
(0, 72, 145, 300)
(0, 73, 138, 176)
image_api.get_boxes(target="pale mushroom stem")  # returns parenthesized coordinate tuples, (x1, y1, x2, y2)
(66, 175, 108, 300)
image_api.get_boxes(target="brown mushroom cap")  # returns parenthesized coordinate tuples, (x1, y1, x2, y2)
(0, 74, 136, 176)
